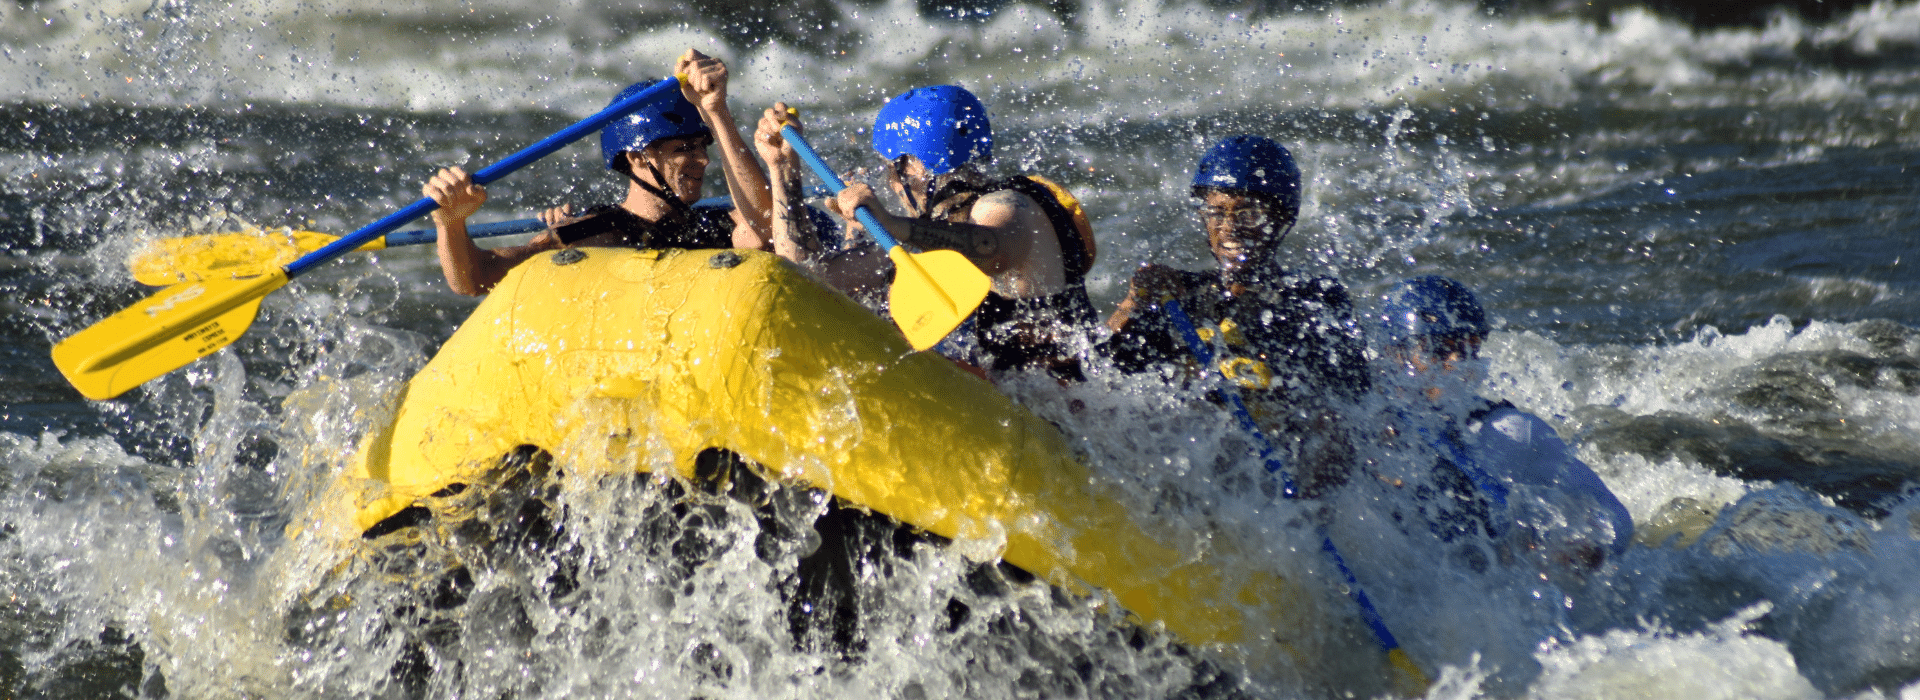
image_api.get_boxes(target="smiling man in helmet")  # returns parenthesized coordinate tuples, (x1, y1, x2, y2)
(1102, 135, 1369, 496)
(423, 50, 772, 295)
(778, 85, 1098, 380)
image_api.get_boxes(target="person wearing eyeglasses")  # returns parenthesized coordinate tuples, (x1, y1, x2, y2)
(770, 85, 1099, 381)
(1374, 276, 1633, 575)
(1102, 135, 1369, 497)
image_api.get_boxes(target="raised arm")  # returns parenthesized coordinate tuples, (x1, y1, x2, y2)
(425, 167, 558, 295)
(750, 106, 890, 300)
(753, 103, 826, 263)
(677, 49, 773, 250)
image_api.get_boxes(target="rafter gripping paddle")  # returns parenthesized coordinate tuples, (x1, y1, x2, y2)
(53, 77, 684, 400)
(777, 123, 990, 351)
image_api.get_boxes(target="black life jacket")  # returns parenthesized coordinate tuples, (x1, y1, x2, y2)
(1102, 268, 1372, 402)
(960, 176, 1099, 380)
(554, 204, 734, 249)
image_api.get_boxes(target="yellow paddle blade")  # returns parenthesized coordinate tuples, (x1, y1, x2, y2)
(885, 246, 991, 351)
(1387, 647, 1431, 697)
(128, 228, 383, 286)
(52, 271, 289, 400)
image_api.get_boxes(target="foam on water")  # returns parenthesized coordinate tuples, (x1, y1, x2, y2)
(1526, 605, 1824, 700)
(7, 296, 1920, 696)
(7, 0, 1920, 696)
(7, 0, 1920, 116)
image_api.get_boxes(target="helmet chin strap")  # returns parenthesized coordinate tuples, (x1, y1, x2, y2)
(623, 156, 694, 220)
(889, 163, 938, 221)
(893, 170, 922, 217)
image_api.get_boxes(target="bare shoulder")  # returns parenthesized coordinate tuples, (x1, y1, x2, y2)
(974, 188, 1038, 212)
(969, 189, 1045, 229)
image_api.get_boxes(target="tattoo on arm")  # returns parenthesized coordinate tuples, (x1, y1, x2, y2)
(904, 220, 998, 258)
(777, 175, 821, 254)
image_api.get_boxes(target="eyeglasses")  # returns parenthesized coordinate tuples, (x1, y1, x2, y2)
(1193, 203, 1270, 230)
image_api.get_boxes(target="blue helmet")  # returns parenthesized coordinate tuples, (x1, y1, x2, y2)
(872, 85, 993, 176)
(1383, 275, 1490, 346)
(1192, 135, 1302, 216)
(600, 80, 710, 171)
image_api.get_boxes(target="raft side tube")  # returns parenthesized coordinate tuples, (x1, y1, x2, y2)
(345, 247, 1340, 670)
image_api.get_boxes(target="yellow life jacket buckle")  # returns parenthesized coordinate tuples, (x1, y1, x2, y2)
(1218, 356, 1273, 390)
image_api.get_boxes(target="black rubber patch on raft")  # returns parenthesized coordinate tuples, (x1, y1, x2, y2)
(552, 248, 587, 266)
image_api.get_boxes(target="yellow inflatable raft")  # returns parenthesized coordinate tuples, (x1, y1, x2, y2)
(343, 247, 1370, 683)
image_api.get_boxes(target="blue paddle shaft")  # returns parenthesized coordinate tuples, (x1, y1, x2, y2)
(379, 194, 750, 248)
(779, 124, 904, 251)
(1162, 298, 1405, 654)
(383, 218, 544, 247)
(285, 77, 682, 278)
(1417, 422, 1511, 508)
(1163, 299, 1301, 497)
(377, 195, 747, 248)
(1323, 533, 1404, 650)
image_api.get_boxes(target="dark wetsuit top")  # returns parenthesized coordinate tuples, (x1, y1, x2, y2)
(1103, 269, 1371, 402)
(554, 203, 734, 249)
(968, 177, 1098, 381)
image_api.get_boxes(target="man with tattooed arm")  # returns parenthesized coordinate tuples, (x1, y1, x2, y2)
(752, 86, 1099, 381)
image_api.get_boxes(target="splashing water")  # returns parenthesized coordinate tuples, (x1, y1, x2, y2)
(6, 0, 1920, 697)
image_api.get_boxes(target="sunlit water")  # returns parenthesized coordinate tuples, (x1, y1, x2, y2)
(4, 0, 1920, 697)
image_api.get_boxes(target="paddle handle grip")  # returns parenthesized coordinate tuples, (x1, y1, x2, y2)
(779, 124, 904, 251)
(1163, 297, 1412, 659)
(287, 77, 682, 278)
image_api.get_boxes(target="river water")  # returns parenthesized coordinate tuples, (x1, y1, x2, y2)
(4, 0, 1920, 697)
